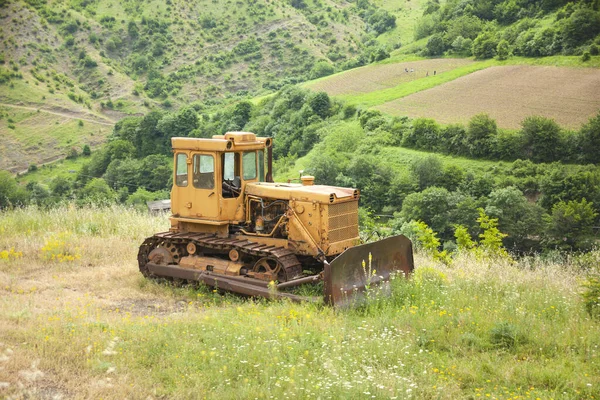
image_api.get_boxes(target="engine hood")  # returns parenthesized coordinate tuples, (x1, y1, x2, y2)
(245, 182, 359, 204)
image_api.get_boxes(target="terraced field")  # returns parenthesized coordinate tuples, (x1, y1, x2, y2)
(374, 65, 600, 129)
(306, 58, 474, 96)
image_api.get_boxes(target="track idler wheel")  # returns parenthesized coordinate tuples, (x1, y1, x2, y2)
(252, 257, 286, 282)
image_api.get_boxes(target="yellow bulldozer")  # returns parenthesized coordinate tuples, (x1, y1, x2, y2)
(138, 132, 414, 306)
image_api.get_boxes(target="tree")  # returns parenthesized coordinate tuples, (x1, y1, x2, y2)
(78, 178, 116, 205)
(520, 116, 563, 163)
(400, 187, 453, 237)
(425, 34, 445, 56)
(561, 7, 600, 50)
(138, 155, 172, 192)
(410, 156, 443, 190)
(402, 118, 440, 150)
(104, 159, 142, 194)
(578, 112, 600, 164)
(467, 114, 498, 158)
(231, 101, 253, 129)
(50, 176, 72, 197)
(0, 171, 28, 209)
(310, 61, 334, 79)
(496, 39, 511, 60)
(472, 31, 498, 59)
(547, 198, 598, 250)
(306, 155, 341, 186)
(367, 9, 396, 35)
(308, 92, 331, 119)
(485, 186, 547, 250)
(82, 145, 91, 156)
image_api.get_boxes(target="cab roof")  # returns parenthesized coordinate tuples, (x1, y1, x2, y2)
(171, 132, 271, 152)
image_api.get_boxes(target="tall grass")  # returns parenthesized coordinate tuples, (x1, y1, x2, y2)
(0, 206, 598, 399)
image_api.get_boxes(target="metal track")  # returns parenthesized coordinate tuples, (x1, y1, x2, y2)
(138, 232, 303, 282)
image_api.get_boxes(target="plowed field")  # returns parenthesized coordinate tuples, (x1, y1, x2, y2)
(306, 59, 474, 96)
(375, 65, 600, 129)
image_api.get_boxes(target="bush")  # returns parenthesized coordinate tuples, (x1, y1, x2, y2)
(546, 198, 598, 250)
(310, 61, 334, 79)
(28, 164, 38, 172)
(367, 9, 396, 35)
(489, 322, 521, 349)
(520, 115, 562, 163)
(467, 114, 497, 158)
(582, 273, 600, 318)
(496, 39, 511, 60)
(582, 51, 591, 62)
(82, 144, 91, 156)
(425, 34, 445, 56)
(472, 31, 498, 59)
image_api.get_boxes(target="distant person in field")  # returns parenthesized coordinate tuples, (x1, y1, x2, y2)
(405, 68, 408, 73)
(410, 68, 414, 73)
(434, 70, 436, 75)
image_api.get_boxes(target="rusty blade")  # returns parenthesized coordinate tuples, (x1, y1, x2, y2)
(146, 263, 318, 303)
(323, 235, 414, 307)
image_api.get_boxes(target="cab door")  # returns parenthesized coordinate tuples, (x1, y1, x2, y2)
(186, 153, 218, 219)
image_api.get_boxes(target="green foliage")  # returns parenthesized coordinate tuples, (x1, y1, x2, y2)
(496, 39, 511, 60)
(310, 61, 334, 79)
(467, 114, 497, 158)
(477, 208, 510, 260)
(410, 156, 443, 190)
(473, 31, 498, 59)
(489, 322, 522, 349)
(577, 112, 600, 164)
(520, 116, 563, 163)
(367, 9, 396, 35)
(547, 199, 598, 251)
(582, 273, 600, 318)
(454, 224, 476, 251)
(0, 171, 28, 209)
(77, 178, 115, 205)
(307, 92, 331, 119)
(233, 38, 261, 56)
(425, 33, 445, 56)
(485, 186, 547, 250)
(581, 51, 591, 62)
(397, 220, 450, 263)
(82, 145, 91, 156)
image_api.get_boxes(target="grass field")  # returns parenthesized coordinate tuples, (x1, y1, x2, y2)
(375, 65, 600, 129)
(0, 206, 598, 399)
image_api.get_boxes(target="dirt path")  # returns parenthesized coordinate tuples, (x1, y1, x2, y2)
(0, 102, 116, 126)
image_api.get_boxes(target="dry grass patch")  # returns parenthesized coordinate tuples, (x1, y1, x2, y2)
(375, 65, 600, 129)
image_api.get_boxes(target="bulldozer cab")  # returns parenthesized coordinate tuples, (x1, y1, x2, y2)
(170, 132, 272, 230)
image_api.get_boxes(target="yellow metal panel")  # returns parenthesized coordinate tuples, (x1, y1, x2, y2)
(246, 182, 359, 204)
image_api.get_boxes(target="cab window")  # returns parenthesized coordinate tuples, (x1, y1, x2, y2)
(193, 154, 214, 189)
(242, 151, 256, 180)
(176, 153, 188, 187)
(258, 150, 265, 182)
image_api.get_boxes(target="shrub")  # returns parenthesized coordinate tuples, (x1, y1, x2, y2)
(28, 164, 38, 172)
(496, 39, 511, 60)
(582, 51, 591, 62)
(520, 115, 562, 163)
(467, 114, 497, 158)
(310, 61, 334, 79)
(472, 31, 498, 59)
(425, 34, 445, 56)
(489, 322, 521, 349)
(582, 273, 600, 318)
(82, 144, 91, 156)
